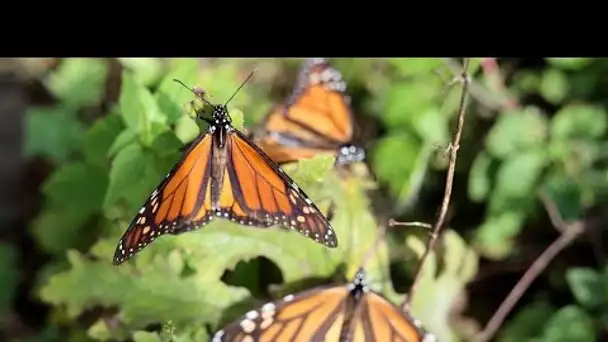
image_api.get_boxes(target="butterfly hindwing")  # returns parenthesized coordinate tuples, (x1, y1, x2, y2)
(357, 292, 433, 342)
(252, 58, 364, 165)
(213, 269, 436, 342)
(213, 285, 351, 342)
(225, 130, 337, 246)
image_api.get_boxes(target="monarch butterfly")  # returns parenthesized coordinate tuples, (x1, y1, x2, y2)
(212, 268, 436, 342)
(251, 58, 366, 167)
(113, 74, 338, 265)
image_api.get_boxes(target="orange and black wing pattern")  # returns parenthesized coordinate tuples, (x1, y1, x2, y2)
(212, 269, 436, 342)
(113, 132, 215, 265)
(212, 283, 352, 342)
(114, 100, 338, 265)
(224, 129, 338, 247)
(252, 58, 365, 165)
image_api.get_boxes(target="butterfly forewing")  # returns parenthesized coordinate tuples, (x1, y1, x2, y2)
(113, 133, 215, 264)
(252, 58, 365, 166)
(114, 90, 338, 264)
(212, 286, 351, 342)
(212, 269, 436, 342)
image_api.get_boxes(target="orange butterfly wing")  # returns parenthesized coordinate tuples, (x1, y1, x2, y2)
(212, 285, 351, 342)
(114, 107, 338, 265)
(226, 130, 337, 246)
(253, 58, 365, 165)
(113, 132, 214, 265)
(352, 292, 434, 342)
(213, 269, 435, 342)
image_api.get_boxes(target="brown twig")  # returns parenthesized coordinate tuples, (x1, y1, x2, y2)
(388, 219, 432, 231)
(471, 192, 586, 342)
(442, 58, 517, 112)
(401, 58, 471, 311)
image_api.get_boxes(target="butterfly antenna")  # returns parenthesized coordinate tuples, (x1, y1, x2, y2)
(172, 79, 214, 107)
(224, 69, 256, 106)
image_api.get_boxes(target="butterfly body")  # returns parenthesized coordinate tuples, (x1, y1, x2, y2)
(213, 269, 436, 342)
(252, 58, 366, 167)
(113, 90, 338, 265)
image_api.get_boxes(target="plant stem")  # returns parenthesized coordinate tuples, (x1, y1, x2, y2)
(402, 58, 471, 310)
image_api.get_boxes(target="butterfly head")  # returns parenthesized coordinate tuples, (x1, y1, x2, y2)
(211, 104, 232, 126)
(348, 268, 369, 300)
(353, 268, 367, 285)
(336, 144, 366, 165)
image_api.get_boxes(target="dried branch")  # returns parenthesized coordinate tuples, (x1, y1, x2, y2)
(471, 192, 586, 342)
(442, 58, 516, 112)
(388, 219, 432, 231)
(400, 58, 471, 311)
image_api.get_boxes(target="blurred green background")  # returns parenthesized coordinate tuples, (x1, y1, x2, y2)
(2, 57, 607, 341)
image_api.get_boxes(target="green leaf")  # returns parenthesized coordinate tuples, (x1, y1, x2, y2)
(174, 223, 340, 285)
(540, 69, 568, 104)
(25, 106, 85, 164)
(407, 230, 479, 342)
(81, 112, 124, 167)
(550, 103, 607, 141)
(87, 320, 114, 341)
(474, 211, 526, 260)
(43, 162, 108, 211)
(229, 108, 245, 132)
(40, 249, 250, 334)
(411, 107, 450, 146)
(34, 162, 108, 254)
(498, 301, 554, 342)
(540, 305, 596, 342)
(322, 171, 392, 294)
(371, 133, 431, 208)
(175, 116, 200, 144)
(513, 71, 541, 94)
(0, 243, 19, 316)
(32, 208, 96, 255)
(468, 151, 493, 202)
(494, 147, 549, 199)
(104, 140, 180, 220)
(384, 82, 442, 128)
(150, 130, 185, 157)
(119, 73, 144, 132)
(389, 58, 443, 76)
(132, 331, 162, 342)
(108, 129, 138, 158)
(154, 58, 200, 124)
(282, 155, 335, 190)
(118, 58, 164, 87)
(566, 267, 603, 309)
(546, 58, 592, 70)
(46, 58, 109, 108)
(541, 172, 583, 222)
(486, 106, 548, 159)
(119, 71, 167, 146)
(104, 142, 150, 211)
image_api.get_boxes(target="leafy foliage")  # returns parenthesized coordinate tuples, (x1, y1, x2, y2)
(17, 57, 608, 342)
(24, 59, 438, 341)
